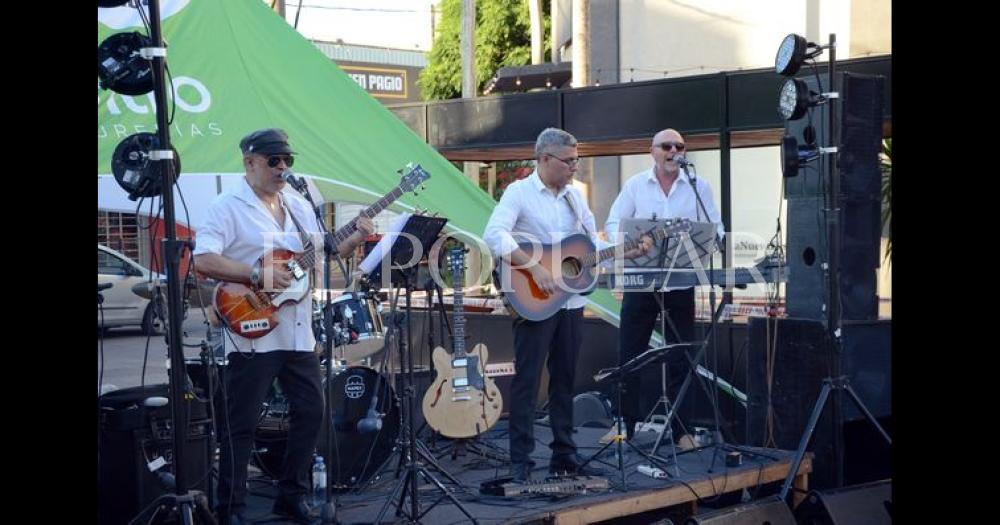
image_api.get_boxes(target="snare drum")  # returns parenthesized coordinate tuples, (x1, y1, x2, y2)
(330, 292, 385, 362)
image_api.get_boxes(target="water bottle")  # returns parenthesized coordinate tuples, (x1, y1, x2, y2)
(312, 455, 327, 506)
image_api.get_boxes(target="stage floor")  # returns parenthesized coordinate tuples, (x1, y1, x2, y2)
(236, 421, 812, 524)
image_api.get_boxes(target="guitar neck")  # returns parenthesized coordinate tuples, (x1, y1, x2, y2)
(580, 224, 681, 267)
(452, 277, 466, 359)
(330, 185, 405, 246)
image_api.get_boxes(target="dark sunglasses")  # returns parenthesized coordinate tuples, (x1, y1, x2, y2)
(657, 142, 686, 151)
(266, 155, 294, 168)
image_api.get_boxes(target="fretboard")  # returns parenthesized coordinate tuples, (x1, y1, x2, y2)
(452, 275, 466, 358)
(329, 185, 405, 247)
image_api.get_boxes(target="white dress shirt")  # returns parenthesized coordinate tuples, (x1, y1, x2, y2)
(194, 177, 323, 354)
(604, 166, 725, 290)
(484, 171, 601, 311)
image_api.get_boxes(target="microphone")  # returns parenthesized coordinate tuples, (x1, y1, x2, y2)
(356, 395, 383, 434)
(281, 169, 307, 192)
(674, 155, 693, 168)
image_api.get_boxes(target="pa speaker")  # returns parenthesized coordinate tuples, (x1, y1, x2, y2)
(684, 496, 796, 524)
(794, 479, 892, 524)
(785, 195, 880, 320)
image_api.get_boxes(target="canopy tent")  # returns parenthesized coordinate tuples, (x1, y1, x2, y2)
(97, 0, 626, 328)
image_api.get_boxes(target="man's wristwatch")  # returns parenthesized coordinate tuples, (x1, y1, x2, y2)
(250, 261, 262, 290)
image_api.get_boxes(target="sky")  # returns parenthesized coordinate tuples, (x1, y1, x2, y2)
(275, 0, 439, 50)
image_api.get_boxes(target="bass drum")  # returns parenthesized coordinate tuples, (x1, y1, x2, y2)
(317, 366, 400, 490)
(253, 368, 400, 490)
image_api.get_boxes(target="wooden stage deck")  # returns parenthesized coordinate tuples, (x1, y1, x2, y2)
(242, 422, 812, 524)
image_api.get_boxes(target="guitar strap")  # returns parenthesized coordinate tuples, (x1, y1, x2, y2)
(279, 193, 315, 254)
(562, 192, 592, 239)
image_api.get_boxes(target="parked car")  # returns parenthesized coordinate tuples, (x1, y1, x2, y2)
(98, 244, 180, 334)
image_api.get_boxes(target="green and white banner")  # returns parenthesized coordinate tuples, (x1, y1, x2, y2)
(97, 0, 625, 327)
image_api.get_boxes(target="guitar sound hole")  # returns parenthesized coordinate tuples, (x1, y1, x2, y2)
(561, 257, 582, 279)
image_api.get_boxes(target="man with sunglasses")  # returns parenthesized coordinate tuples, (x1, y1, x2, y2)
(484, 128, 608, 483)
(604, 128, 724, 447)
(194, 128, 373, 525)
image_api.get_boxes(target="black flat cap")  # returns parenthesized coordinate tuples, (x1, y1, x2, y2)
(239, 128, 294, 155)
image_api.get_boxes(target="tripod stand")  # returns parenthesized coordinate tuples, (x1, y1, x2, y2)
(374, 270, 478, 524)
(581, 346, 689, 490)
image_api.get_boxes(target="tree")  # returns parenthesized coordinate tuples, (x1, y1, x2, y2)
(420, 0, 550, 100)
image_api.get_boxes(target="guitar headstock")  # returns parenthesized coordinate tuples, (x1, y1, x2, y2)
(399, 163, 431, 193)
(447, 246, 467, 279)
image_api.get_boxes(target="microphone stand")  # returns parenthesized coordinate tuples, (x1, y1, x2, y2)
(286, 172, 348, 524)
(682, 161, 727, 472)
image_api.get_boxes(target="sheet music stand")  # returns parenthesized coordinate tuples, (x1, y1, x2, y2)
(618, 218, 718, 272)
(362, 213, 448, 289)
(611, 218, 719, 455)
(580, 344, 696, 487)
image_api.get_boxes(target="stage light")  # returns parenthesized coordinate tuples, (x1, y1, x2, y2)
(778, 78, 812, 120)
(781, 135, 823, 178)
(98, 32, 155, 95)
(111, 132, 181, 201)
(775, 33, 823, 76)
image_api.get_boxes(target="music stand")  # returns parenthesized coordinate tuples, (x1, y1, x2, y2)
(362, 215, 478, 524)
(579, 344, 694, 488)
(612, 219, 719, 457)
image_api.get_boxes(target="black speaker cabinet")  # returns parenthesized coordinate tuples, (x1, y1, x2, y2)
(785, 196, 881, 321)
(684, 496, 796, 524)
(794, 479, 892, 524)
(98, 385, 211, 525)
(745, 318, 891, 489)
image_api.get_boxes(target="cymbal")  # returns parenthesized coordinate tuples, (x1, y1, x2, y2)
(131, 278, 217, 308)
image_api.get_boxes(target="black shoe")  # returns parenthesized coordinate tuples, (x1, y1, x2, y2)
(272, 496, 318, 525)
(509, 462, 531, 483)
(549, 454, 605, 477)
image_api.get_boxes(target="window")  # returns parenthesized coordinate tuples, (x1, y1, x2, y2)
(97, 210, 140, 261)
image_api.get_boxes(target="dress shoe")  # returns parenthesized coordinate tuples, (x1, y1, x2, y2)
(549, 454, 606, 477)
(509, 462, 531, 483)
(272, 496, 318, 525)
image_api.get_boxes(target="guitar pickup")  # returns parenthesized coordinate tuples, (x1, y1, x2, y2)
(287, 260, 305, 280)
(451, 396, 471, 402)
(453, 378, 469, 388)
(452, 358, 468, 368)
(240, 319, 270, 333)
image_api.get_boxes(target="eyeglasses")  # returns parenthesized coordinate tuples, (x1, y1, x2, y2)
(657, 142, 686, 151)
(546, 153, 580, 167)
(266, 155, 294, 168)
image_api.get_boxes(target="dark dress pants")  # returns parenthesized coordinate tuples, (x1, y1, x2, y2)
(508, 308, 583, 466)
(216, 350, 323, 516)
(618, 288, 695, 440)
